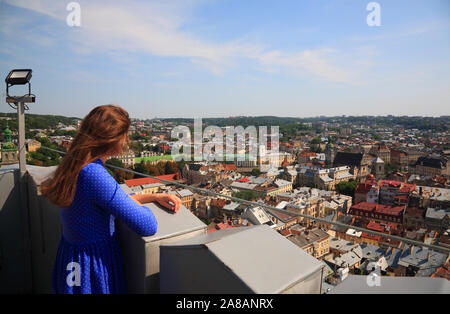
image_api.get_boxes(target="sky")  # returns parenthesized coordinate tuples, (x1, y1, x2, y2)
(0, 0, 449, 119)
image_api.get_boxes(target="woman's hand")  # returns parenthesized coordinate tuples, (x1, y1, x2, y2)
(153, 193, 181, 213)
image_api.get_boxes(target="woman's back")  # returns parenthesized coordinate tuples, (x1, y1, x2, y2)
(52, 158, 157, 294)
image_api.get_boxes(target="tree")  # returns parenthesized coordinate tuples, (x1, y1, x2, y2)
(177, 160, 186, 173)
(310, 144, 323, 153)
(28, 137, 65, 166)
(384, 162, 398, 174)
(251, 168, 261, 176)
(165, 160, 179, 174)
(156, 161, 166, 175)
(106, 158, 125, 168)
(310, 137, 321, 145)
(276, 173, 289, 181)
(335, 180, 358, 198)
(232, 190, 259, 201)
(106, 158, 130, 183)
(133, 161, 147, 177)
(145, 164, 161, 176)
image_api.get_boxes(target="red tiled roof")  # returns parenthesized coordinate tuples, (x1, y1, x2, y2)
(366, 221, 385, 232)
(398, 183, 416, 193)
(350, 202, 405, 217)
(431, 262, 450, 281)
(280, 229, 291, 236)
(378, 180, 403, 188)
(224, 164, 237, 171)
(362, 232, 381, 241)
(237, 177, 250, 182)
(300, 152, 317, 157)
(374, 204, 405, 216)
(125, 172, 180, 187)
(351, 202, 377, 212)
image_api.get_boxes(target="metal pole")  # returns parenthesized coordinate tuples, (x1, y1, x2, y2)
(14, 101, 32, 292)
(16, 101, 27, 177)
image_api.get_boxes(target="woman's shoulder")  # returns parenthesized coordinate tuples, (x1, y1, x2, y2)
(80, 159, 109, 179)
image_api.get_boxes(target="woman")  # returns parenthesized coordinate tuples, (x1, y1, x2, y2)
(40, 105, 182, 294)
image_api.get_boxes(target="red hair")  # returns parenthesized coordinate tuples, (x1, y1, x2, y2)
(40, 105, 131, 207)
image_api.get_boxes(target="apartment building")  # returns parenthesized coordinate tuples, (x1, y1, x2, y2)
(288, 228, 330, 260)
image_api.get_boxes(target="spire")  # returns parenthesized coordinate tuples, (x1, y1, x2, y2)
(4, 120, 12, 143)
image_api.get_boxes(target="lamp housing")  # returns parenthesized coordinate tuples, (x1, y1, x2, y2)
(5, 69, 32, 85)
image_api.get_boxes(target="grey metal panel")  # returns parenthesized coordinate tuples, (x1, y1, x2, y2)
(330, 275, 450, 294)
(282, 270, 323, 294)
(0, 168, 31, 293)
(118, 202, 207, 293)
(161, 227, 247, 247)
(26, 172, 62, 293)
(206, 225, 324, 294)
(160, 246, 252, 294)
(160, 225, 325, 294)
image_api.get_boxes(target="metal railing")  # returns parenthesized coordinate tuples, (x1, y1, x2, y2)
(37, 145, 450, 254)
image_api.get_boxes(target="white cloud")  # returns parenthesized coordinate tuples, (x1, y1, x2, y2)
(3, 0, 370, 83)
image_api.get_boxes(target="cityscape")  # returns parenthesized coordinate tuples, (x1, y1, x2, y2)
(0, 0, 449, 297)
(1, 113, 449, 293)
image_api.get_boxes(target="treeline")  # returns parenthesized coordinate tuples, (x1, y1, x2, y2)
(0, 112, 80, 132)
(27, 137, 66, 167)
(160, 115, 450, 132)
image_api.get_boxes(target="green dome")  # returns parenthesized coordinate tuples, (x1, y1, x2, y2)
(4, 121, 11, 135)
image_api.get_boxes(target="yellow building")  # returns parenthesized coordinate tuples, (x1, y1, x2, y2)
(288, 228, 330, 260)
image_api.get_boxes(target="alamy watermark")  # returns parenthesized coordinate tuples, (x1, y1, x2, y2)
(66, 2, 81, 27)
(366, 2, 381, 27)
(366, 261, 382, 287)
(66, 262, 81, 287)
(171, 118, 280, 167)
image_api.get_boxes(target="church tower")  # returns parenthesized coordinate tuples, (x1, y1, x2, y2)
(1, 121, 18, 165)
(372, 157, 384, 179)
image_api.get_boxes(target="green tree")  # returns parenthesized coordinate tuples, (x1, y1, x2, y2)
(335, 180, 358, 198)
(28, 137, 65, 166)
(165, 160, 179, 174)
(133, 161, 147, 177)
(232, 190, 259, 201)
(384, 162, 398, 174)
(251, 168, 261, 176)
(276, 173, 289, 181)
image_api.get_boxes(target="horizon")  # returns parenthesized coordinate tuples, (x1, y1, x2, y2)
(2, 111, 450, 121)
(1, 0, 449, 118)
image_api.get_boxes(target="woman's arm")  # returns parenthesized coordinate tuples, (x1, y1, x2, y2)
(80, 163, 158, 236)
(131, 193, 181, 213)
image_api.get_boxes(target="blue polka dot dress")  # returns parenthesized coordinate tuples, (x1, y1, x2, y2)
(52, 158, 157, 294)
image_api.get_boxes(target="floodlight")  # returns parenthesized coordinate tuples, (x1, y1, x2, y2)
(5, 69, 33, 98)
(4, 69, 35, 177)
(5, 69, 32, 85)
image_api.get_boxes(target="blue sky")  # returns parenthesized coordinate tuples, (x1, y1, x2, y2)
(0, 0, 449, 119)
